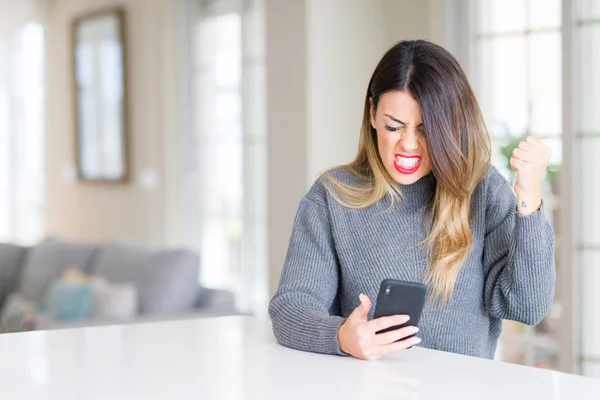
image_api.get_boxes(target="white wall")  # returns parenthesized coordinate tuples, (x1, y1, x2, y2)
(383, 0, 444, 46)
(266, 0, 308, 295)
(267, 0, 446, 294)
(44, 0, 180, 246)
(0, 0, 46, 35)
(305, 0, 384, 187)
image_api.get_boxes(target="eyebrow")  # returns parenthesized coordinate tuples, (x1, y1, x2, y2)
(384, 114, 423, 127)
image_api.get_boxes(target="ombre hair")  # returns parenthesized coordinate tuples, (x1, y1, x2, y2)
(323, 40, 491, 303)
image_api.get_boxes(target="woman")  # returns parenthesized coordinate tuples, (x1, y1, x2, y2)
(268, 40, 555, 361)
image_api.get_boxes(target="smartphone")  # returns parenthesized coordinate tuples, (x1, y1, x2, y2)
(373, 279, 427, 336)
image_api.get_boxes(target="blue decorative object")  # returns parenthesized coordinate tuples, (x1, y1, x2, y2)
(45, 280, 94, 321)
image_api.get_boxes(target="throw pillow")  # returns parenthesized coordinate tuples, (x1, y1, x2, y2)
(0, 293, 37, 333)
(44, 279, 94, 322)
(90, 276, 138, 320)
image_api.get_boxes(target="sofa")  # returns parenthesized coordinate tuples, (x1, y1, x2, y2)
(0, 237, 237, 332)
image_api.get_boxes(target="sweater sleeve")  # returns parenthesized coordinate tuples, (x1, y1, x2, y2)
(482, 170, 556, 325)
(268, 196, 347, 355)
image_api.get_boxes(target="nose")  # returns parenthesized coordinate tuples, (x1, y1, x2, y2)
(399, 130, 419, 152)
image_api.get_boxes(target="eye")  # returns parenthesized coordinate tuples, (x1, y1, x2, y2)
(385, 125, 400, 132)
(417, 130, 426, 136)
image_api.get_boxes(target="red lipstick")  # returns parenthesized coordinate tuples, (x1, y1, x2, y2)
(394, 154, 422, 175)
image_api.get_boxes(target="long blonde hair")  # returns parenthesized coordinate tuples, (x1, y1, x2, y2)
(323, 40, 491, 303)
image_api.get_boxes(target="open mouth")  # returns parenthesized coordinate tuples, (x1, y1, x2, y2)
(394, 154, 422, 175)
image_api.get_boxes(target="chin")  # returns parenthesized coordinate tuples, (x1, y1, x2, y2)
(391, 173, 424, 185)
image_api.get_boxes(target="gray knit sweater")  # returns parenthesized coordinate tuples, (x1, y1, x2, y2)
(268, 166, 555, 359)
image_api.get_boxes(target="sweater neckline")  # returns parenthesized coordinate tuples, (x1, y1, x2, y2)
(396, 173, 436, 205)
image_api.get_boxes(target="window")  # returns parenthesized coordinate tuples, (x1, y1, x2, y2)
(0, 23, 45, 245)
(194, 7, 244, 290)
(470, 0, 563, 369)
(574, 0, 600, 379)
(178, 0, 267, 314)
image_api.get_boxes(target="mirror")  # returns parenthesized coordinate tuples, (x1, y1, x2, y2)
(72, 8, 128, 183)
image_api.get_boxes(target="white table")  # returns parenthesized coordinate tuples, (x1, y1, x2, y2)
(0, 316, 598, 399)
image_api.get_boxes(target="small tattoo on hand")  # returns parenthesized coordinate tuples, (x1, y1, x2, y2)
(521, 201, 527, 208)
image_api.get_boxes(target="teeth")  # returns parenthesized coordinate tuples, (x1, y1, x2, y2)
(395, 156, 420, 168)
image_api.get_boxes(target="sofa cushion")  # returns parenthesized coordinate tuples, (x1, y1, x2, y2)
(91, 242, 200, 315)
(0, 243, 29, 307)
(196, 288, 237, 315)
(18, 238, 99, 303)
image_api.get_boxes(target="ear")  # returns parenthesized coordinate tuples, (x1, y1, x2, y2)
(369, 97, 376, 130)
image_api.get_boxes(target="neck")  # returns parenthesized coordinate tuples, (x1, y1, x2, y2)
(396, 173, 436, 206)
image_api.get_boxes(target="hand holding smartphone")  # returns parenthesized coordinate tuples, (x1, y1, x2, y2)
(337, 279, 426, 360)
(373, 279, 427, 338)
